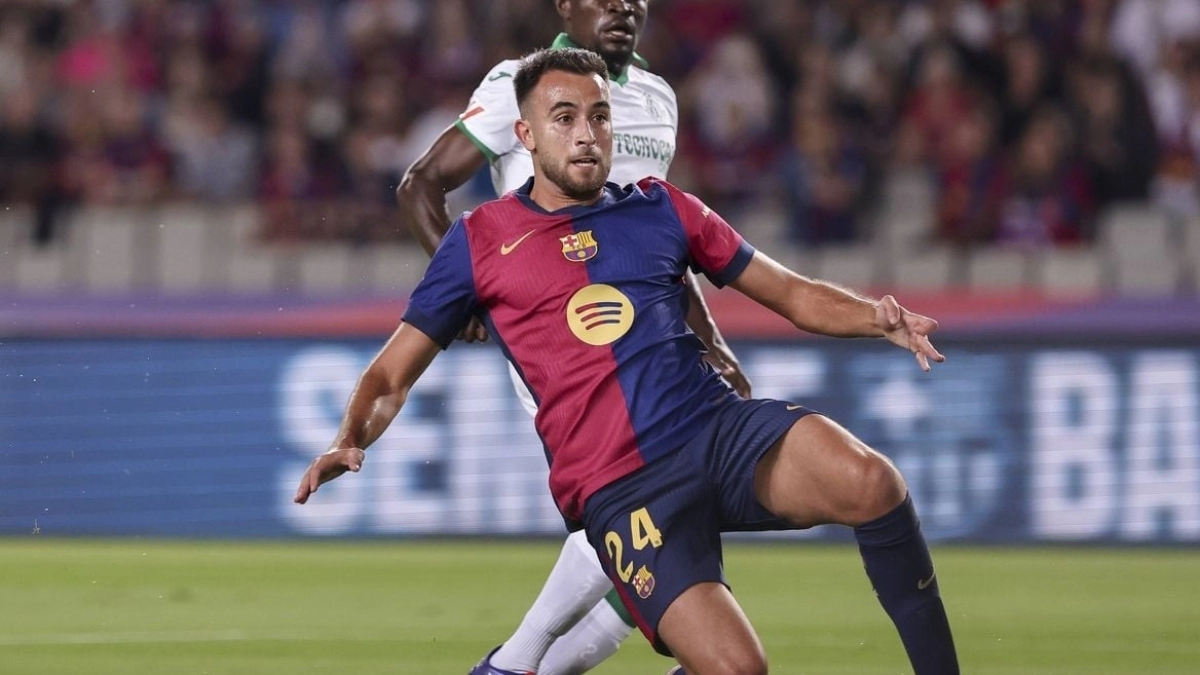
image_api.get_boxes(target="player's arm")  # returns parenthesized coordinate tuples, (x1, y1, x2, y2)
(293, 322, 442, 504)
(396, 126, 489, 341)
(397, 125, 487, 256)
(683, 271, 751, 397)
(728, 252, 945, 372)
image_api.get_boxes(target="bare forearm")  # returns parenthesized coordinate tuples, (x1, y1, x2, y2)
(396, 171, 453, 257)
(729, 253, 882, 339)
(683, 272, 723, 349)
(685, 270, 753, 396)
(788, 276, 882, 338)
(396, 127, 488, 256)
(332, 368, 407, 451)
(294, 325, 443, 504)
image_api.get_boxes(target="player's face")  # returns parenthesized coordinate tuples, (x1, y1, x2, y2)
(522, 70, 613, 200)
(558, 0, 648, 75)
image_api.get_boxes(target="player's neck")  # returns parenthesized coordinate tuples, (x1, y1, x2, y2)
(528, 180, 605, 213)
(605, 59, 628, 80)
(558, 33, 630, 79)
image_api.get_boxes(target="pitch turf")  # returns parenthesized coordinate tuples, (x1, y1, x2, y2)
(0, 539, 1195, 674)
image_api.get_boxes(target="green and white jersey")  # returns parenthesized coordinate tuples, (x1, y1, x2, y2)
(454, 34, 678, 196)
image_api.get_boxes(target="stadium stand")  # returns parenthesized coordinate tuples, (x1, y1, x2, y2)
(1186, 216, 1200, 292)
(1037, 247, 1106, 298)
(1099, 204, 1185, 295)
(0, 0, 1198, 299)
(964, 247, 1033, 292)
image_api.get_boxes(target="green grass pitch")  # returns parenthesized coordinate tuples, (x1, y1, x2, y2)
(0, 539, 1196, 674)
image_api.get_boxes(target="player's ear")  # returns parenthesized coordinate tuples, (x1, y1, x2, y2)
(514, 118, 535, 152)
(554, 0, 571, 21)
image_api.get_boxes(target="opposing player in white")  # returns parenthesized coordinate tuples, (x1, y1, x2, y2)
(397, 2, 749, 674)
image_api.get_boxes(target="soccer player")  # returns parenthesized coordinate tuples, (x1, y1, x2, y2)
(396, 1, 748, 674)
(299, 48, 960, 675)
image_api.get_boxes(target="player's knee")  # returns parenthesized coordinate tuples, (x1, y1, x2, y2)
(848, 450, 907, 525)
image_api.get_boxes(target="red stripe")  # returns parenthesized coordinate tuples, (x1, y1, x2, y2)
(464, 199, 643, 520)
(607, 569, 660, 648)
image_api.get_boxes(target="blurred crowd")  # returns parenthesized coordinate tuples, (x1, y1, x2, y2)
(2, 0, 1200, 251)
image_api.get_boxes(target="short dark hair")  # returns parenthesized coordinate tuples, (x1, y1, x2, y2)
(514, 48, 609, 114)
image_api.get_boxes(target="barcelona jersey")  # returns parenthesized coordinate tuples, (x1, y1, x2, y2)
(403, 177, 755, 521)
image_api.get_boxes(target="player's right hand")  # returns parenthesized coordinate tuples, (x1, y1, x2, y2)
(458, 316, 489, 343)
(294, 447, 365, 504)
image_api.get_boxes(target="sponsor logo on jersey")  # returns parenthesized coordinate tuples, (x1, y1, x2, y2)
(567, 284, 634, 346)
(633, 565, 656, 599)
(560, 230, 598, 262)
(613, 133, 674, 164)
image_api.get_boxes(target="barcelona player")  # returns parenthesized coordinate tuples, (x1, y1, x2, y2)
(397, 1, 748, 671)
(298, 48, 959, 675)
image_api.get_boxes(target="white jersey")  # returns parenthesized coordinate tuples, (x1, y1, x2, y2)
(455, 36, 678, 195)
(454, 36, 679, 416)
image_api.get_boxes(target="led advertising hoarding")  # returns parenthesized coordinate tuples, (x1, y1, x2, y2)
(2, 338, 1196, 543)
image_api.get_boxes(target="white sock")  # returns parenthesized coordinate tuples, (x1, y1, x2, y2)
(538, 597, 635, 675)
(491, 531, 613, 672)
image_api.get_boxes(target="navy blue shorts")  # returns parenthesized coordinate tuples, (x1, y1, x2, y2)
(581, 398, 815, 655)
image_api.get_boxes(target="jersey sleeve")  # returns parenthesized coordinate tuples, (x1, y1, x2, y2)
(657, 180, 755, 287)
(655, 72, 680, 138)
(453, 61, 522, 162)
(401, 218, 479, 348)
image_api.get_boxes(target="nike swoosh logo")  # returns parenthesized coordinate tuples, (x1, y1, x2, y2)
(487, 72, 512, 81)
(786, 404, 803, 411)
(500, 229, 537, 255)
(917, 573, 936, 590)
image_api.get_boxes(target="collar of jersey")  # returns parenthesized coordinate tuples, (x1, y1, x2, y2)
(550, 33, 648, 86)
(515, 177, 623, 216)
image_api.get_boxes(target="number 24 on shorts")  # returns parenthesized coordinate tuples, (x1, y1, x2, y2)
(604, 507, 663, 583)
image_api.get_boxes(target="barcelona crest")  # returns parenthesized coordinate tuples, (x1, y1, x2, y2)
(632, 565, 656, 599)
(560, 230, 599, 262)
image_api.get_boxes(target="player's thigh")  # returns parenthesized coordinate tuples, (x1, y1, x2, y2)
(657, 581, 766, 675)
(753, 414, 906, 527)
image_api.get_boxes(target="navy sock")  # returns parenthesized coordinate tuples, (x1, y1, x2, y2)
(854, 495, 959, 675)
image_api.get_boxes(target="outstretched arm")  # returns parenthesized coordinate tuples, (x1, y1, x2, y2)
(293, 323, 443, 504)
(683, 271, 751, 397)
(728, 251, 944, 371)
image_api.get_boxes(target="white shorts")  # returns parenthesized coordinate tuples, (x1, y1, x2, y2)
(508, 362, 538, 417)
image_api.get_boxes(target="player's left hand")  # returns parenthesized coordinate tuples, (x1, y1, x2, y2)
(704, 343, 752, 398)
(294, 447, 365, 504)
(875, 295, 945, 372)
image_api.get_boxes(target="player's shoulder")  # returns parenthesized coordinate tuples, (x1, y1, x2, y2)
(473, 58, 523, 94)
(634, 176, 684, 199)
(631, 178, 712, 219)
(611, 178, 687, 217)
(626, 63, 673, 89)
(461, 193, 502, 222)
(461, 191, 524, 229)
(625, 66, 678, 103)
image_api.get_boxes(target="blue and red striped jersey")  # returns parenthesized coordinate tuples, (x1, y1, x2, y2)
(403, 177, 754, 521)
